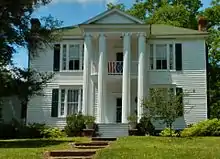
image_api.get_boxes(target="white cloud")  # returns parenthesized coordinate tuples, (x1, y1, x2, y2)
(52, 0, 117, 4)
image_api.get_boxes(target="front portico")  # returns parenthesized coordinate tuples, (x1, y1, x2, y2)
(80, 8, 150, 124)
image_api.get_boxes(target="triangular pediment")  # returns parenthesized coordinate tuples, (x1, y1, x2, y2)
(82, 8, 143, 24)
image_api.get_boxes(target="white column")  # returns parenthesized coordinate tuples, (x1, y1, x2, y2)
(97, 33, 107, 123)
(122, 33, 131, 123)
(82, 34, 92, 115)
(137, 33, 146, 122)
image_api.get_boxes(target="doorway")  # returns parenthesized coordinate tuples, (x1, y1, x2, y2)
(116, 52, 123, 74)
(116, 98, 122, 123)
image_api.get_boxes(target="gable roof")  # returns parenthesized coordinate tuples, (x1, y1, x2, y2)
(81, 8, 144, 24)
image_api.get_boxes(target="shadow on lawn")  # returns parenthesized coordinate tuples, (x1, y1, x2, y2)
(0, 139, 70, 148)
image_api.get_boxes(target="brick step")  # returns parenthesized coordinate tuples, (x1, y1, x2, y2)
(49, 156, 93, 159)
(92, 137, 117, 141)
(74, 141, 109, 146)
(74, 145, 107, 149)
(45, 150, 96, 157)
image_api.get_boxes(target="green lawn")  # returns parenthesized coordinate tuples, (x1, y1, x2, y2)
(0, 137, 89, 159)
(95, 137, 220, 159)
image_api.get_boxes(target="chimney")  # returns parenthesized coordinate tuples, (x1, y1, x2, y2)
(30, 18, 41, 30)
(198, 17, 208, 32)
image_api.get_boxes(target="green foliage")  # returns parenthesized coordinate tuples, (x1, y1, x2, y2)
(0, 119, 65, 139)
(143, 88, 185, 130)
(181, 119, 220, 137)
(41, 127, 66, 138)
(150, 4, 191, 28)
(127, 114, 138, 123)
(64, 113, 86, 137)
(107, 2, 126, 11)
(84, 115, 96, 125)
(0, 0, 61, 111)
(160, 128, 178, 137)
(137, 116, 155, 135)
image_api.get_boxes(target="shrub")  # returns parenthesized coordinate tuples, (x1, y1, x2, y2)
(181, 119, 220, 137)
(84, 116, 96, 125)
(64, 113, 86, 137)
(160, 128, 178, 137)
(41, 127, 66, 138)
(127, 114, 138, 123)
(137, 116, 155, 135)
(0, 123, 16, 139)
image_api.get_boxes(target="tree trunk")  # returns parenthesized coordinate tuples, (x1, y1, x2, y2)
(169, 123, 172, 137)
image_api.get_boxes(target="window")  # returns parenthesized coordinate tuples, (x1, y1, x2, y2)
(67, 89, 79, 115)
(60, 44, 83, 71)
(58, 88, 83, 117)
(149, 43, 175, 70)
(69, 44, 80, 70)
(156, 44, 167, 70)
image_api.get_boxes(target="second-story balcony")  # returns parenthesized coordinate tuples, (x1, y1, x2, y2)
(92, 61, 138, 76)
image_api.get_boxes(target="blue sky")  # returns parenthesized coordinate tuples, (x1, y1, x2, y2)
(13, 0, 212, 68)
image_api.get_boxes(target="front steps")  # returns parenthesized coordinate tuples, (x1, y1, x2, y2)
(44, 138, 116, 159)
(97, 123, 129, 137)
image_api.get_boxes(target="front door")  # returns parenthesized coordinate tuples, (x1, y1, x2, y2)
(116, 98, 122, 123)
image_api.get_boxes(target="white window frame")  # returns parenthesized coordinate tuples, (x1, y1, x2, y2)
(58, 86, 83, 117)
(149, 41, 176, 71)
(59, 41, 84, 72)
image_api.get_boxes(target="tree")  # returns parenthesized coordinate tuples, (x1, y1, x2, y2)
(150, 4, 191, 28)
(143, 88, 186, 136)
(12, 68, 53, 123)
(107, 0, 202, 29)
(203, 1, 220, 118)
(0, 0, 62, 100)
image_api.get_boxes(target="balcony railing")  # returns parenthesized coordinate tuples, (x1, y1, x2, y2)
(108, 61, 123, 75)
(91, 61, 138, 75)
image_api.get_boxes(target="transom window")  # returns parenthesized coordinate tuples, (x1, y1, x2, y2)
(59, 88, 83, 117)
(60, 44, 83, 71)
(150, 43, 175, 70)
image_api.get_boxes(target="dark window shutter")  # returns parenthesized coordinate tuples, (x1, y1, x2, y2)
(53, 44, 60, 71)
(176, 87, 183, 116)
(51, 89, 59, 117)
(175, 43, 182, 71)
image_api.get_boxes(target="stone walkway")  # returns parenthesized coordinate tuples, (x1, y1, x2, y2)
(44, 138, 117, 159)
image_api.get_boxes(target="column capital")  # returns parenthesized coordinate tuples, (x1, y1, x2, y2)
(98, 33, 107, 38)
(122, 32, 132, 37)
(84, 33, 93, 38)
(137, 32, 146, 37)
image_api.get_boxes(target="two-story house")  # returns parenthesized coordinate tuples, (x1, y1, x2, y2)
(27, 8, 208, 137)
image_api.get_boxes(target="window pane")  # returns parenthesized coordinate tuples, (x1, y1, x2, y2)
(150, 44, 154, 69)
(62, 45, 67, 70)
(60, 89, 65, 116)
(169, 44, 173, 69)
(69, 44, 80, 70)
(156, 44, 167, 70)
(67, 89, 79, 115)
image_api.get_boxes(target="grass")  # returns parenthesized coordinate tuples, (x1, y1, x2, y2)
(0, 137, 89, 159)
(95, 136, 220, 159)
